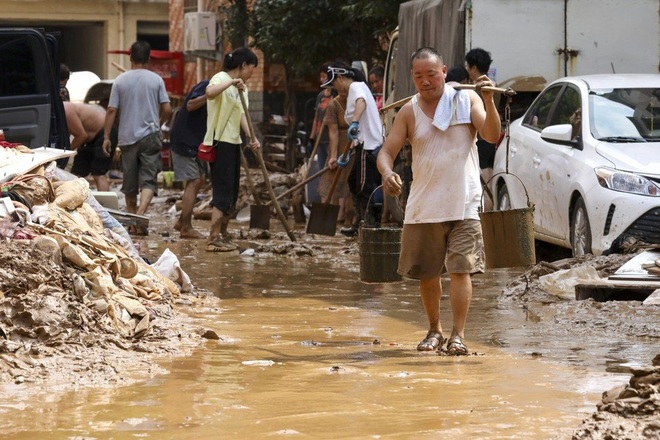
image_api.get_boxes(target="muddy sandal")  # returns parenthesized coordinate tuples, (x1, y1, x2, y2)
(416, 331, 444, 351)
(206, 236, 238, 252)
(446, 336, 469, 356)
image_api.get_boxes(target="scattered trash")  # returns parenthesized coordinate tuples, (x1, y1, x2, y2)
(241, 360, 275, 366)
(539, 265, 601, 299)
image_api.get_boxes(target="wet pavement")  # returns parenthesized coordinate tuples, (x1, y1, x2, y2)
(1, 218, 653, 439)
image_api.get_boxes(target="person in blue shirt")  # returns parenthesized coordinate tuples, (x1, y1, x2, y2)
(171, 79, 210, 239)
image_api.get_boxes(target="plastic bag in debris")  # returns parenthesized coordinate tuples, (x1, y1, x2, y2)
(539, 265, 602, 300)
(151, 248, 193, 293)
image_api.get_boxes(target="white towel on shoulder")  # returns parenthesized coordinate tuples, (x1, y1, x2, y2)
(431, 85, 472, 131)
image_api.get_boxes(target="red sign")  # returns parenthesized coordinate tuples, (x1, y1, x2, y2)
(108, 50, 184, 96)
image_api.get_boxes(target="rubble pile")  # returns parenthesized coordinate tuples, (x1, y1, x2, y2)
(572, 355, 660, 439)
(0, 148, 192, 384)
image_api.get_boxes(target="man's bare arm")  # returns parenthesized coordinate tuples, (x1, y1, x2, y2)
(471, 75, 501, 143)
(102, 107, 118, 157)
(377, 104, 411, 196)
(159, 102, 173, 127)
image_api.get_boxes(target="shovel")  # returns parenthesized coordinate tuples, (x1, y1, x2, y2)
(266, 165, 331, 206)
(305, 140, 352, 236)
(239, 148, 271, 230)
(239, 90, 296, 242)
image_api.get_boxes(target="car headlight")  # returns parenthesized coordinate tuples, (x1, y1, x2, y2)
(595, 167, 660, 196)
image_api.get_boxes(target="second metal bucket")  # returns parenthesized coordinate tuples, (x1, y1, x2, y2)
(479, 173, 536, 268)
(479, 206, 535, 268)
(359, 226, 402, 283)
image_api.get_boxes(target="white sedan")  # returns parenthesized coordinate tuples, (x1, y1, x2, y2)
(491, 74, 660, 256)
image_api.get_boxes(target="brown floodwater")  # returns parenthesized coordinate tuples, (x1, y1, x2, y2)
(0, 220, 649, 439)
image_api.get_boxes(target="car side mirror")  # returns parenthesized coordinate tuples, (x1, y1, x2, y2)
(541, 124, 583, 150)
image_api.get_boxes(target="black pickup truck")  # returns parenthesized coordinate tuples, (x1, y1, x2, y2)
(0, 28, 68, 150)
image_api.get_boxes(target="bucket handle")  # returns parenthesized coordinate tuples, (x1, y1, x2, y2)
(365, 185, 403, 227)
(480, 171, 533, 213)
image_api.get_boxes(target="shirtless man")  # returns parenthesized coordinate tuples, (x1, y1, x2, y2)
(63, 101, 116, 191)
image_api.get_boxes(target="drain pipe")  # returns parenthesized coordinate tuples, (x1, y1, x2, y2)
(197, 0, 204, 82)
(563, 0, 568, 77)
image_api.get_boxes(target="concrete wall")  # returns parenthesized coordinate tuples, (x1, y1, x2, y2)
(0, 0, 169, 79)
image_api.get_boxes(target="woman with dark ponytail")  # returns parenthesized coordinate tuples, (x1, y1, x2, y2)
(203, 47, 260, 252)
(321, 61, 383, 236)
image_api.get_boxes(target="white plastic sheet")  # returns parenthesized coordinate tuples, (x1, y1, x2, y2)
(152, 248, 193, 293)
(539, 266, 602, 299)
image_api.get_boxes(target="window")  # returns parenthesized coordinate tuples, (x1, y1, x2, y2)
(0, 35, 39, 97)
(550, 85, 581, 126)
(590, 87, 660, 139)
(523, 85, 562, 130)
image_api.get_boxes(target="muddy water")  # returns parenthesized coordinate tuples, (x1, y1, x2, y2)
(1, 229, 637, 439)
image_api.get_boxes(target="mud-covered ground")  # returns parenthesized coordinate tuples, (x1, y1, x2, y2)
(0, 173, 658, 439)
(497, 251, 660, 439)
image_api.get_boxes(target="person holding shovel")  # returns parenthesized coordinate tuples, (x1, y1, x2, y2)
(321, 61, 383, 237)
(322, 78, 354, 229)
(377, 47, 501, 355)
(204, 47, 260, 252)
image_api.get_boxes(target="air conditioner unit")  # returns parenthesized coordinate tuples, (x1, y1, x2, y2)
(184, 12, 216, 52)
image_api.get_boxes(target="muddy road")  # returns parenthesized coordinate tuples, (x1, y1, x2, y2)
(1, 193, 658, 439)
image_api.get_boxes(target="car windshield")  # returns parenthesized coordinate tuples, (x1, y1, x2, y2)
(589, 87, 660, 141)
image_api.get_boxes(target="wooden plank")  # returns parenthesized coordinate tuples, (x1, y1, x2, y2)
(1, 147, 76, 184)
(608, 249, 660, 282)
(575, 278, 658, 302)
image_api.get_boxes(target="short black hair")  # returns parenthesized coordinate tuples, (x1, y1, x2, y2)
(410, 47, 444, 69)
(130, 41, 151, 64)
(465, 48, 492, 74)
(60, 63, 70, 81)
(368, 66, 384, 79)
(446, 65, 469, 83)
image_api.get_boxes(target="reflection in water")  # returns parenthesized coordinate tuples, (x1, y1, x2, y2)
(0, 234, 636, 439)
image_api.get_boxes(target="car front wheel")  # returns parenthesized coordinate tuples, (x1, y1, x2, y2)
(497, 183, 511, 211)
(570, 197, 592, 256)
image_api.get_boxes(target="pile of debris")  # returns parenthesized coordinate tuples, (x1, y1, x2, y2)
(0, 145, 194, 385)
(572, 355, 660, 439)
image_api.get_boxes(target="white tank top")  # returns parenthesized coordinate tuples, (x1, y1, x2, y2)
(404, 94, 481, 224)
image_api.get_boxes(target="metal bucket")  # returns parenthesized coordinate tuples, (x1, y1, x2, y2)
(359, 186, 403, 283)
(479, 173, 536, 268)
(359, 227, 402, 283)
